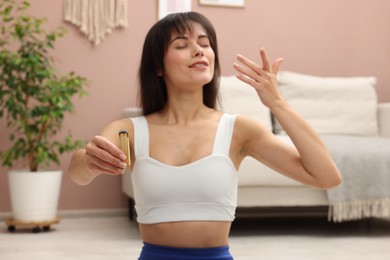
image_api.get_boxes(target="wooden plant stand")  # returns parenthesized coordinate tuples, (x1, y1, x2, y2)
(5, 217, 61, 233)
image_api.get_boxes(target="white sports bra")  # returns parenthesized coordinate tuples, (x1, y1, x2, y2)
(130, 113, 238, 224)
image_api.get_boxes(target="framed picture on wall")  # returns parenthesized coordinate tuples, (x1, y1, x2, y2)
(158, 0, 192, 20)
(199, 0, 245, 8)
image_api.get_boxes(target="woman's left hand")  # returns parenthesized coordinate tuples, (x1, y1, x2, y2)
(233, 48, 284, 109)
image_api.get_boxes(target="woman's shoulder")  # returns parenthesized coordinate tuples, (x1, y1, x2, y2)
(100, 118, 135, 138)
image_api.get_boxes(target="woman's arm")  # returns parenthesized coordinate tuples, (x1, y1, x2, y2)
(67, 119, 133, 186)
(233, 48, 342, 189)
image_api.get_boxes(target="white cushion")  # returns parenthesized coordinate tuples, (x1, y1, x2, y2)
(275, 71, 378, 136)
(237, 186, 328, 207)
(218, 75, 272, 130)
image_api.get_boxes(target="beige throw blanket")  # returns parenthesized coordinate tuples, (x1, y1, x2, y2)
(322, 135, 390, 222)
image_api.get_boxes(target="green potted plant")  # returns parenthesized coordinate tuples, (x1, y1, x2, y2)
(0, 0, 88, 223)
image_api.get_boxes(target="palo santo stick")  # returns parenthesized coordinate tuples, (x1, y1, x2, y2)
(118, 129, 131, 167)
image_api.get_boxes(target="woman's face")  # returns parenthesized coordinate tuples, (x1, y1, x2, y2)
(162, 23, 215, 91)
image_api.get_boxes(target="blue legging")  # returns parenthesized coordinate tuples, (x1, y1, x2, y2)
(138, 242, 234, 260)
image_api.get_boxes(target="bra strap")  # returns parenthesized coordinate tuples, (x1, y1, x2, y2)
(212, 113, 237, 156)
(129, 116, 149, 159)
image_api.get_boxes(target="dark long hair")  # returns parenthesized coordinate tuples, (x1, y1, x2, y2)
(138, 12, 220, 115)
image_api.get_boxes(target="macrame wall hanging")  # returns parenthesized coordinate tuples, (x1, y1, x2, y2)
(64, 0, 128, 46)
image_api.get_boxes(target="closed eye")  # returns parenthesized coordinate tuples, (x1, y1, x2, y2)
(171, 34, 210, 49)
(198, 36, 210, 48)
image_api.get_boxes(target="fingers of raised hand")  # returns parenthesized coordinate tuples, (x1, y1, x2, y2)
(234, 54, 271, 89)
(271, 57, 284, 75)
(260, 47, 271, 71)
(236, 53, 263, 75)
(85, 136, 126, 175)
(260, 48, 283, 74)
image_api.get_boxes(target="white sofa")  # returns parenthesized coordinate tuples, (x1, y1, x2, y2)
(122, 71, 390, 221)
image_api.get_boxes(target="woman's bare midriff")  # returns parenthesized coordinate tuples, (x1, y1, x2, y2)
(139, 221, 232, 248)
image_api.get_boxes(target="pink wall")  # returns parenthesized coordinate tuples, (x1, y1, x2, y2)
(1, 0, 390, 213)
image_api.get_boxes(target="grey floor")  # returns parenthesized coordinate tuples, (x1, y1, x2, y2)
(1, 215, 390, 260)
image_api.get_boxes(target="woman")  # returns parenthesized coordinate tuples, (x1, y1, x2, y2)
(67, 12, 341, 259)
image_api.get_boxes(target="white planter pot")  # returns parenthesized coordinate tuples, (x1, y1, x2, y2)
(8, 170, 62, 221)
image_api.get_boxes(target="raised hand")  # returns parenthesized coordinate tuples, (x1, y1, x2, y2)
(233, 47, 284, 109)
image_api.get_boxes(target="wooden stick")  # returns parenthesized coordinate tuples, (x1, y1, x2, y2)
(118, 129, 131, 167)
